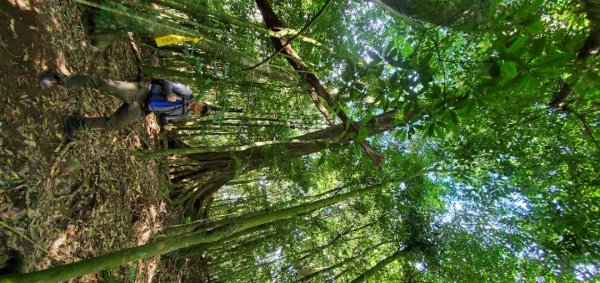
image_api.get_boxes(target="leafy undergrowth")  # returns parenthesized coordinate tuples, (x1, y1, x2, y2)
(0, 1, 187, 281)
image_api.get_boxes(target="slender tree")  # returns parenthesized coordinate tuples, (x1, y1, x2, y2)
(0, 183, 386, 283)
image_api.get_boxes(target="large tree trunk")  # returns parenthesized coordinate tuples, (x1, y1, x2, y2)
(137, 110, 398, 218)
(202, 110, 390, 217)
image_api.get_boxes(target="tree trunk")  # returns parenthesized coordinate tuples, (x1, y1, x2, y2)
(138, 110, 397, 217)
(371, 0, 490, 28)
(174, 223, 275, 260)
(576, 0, 600, 59)
(549, 0, 600, 108)
(350, 248, 409, 283)
(141, 110, 397, 160)
(299, 240, 395, 282)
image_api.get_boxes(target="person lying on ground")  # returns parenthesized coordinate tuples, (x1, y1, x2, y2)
(38, 72, 212, 140)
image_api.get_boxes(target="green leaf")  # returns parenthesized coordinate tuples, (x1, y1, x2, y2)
(418, 53, 433, 69)
(384, 43, 394, 58)
(434, 122, 446, 138)
(222, 65, 230, 78)
(408, 126, 416, 138)
(517, 73, 535, 92)
(380, 99, 391, 111)
(524, 17, 544, 34)
(388, 71, 400, 86)
(488, 62, 502, 78)
(394, 96, 405, 109)
(420, 69, 434, 84)
(532, 66, 562, 77)
(316, 153, 327, 166)
(536, 52, 569, 68)
(458, 99, 477, 118)
(425, 123, 436, 137)
(499, 60, 518, 78)
(341, 65, 354, 83)
(480, 78, 500, 91)
(367, 57, 382, 68)
(403, 100, 414, 116)
(529, 38, 546, 57)
(367, 50, 381, 60)
(194, 60, 204, 74)
(390, 58, 407, 69)
(449, 110, 459, 126)
(445, 117, 459, 136)
(356, 126, 369, 141)
(385, 47, 398, 62)
(426, 84, 441, 99)
(394, 128, 407, 140)
(376, 63, 385, 77)
(507, 36, 527, 55)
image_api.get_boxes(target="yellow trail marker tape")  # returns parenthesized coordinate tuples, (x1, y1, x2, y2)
(155, 35, 202, 47)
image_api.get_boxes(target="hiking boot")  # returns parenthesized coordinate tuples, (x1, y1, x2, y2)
(61, 115, 82, 140)
(38, 71, 66, 90)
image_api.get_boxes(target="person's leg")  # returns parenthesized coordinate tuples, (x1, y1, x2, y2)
(82, 101, 143, 130)
(62, 75, 148, 103)
(62, 101, 143, 140)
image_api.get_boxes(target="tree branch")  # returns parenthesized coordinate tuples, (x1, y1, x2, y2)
(568, 107, 600, 152)
(226, 0, 332, 79)
(255, 0, 386, 166)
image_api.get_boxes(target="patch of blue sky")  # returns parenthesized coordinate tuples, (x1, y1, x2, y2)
(574, 263, 598, 281)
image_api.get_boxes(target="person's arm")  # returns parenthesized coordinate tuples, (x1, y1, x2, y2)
(158, 115, 176, 132)
(158, 113, 190, 131)
(161, 80, 193, 101)
(171, 82, 193, 100)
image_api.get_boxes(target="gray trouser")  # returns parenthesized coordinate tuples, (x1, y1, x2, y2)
(64, 75, 149, 129)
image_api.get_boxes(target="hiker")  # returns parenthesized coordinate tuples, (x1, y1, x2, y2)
(38, 72, 211, 140)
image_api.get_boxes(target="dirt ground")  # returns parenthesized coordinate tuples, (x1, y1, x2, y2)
(0, 0, 187, 281)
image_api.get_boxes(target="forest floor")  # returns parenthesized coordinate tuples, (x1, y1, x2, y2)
(0, 0, 193, 282)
